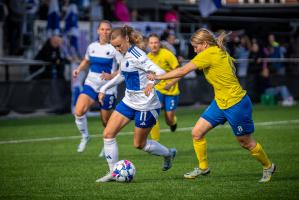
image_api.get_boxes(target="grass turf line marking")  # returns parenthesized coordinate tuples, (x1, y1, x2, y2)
(0, 119, 299, 145)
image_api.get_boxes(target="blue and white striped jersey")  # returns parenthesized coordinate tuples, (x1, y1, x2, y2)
(100, 45, 165, 111)
(84, 42, 121, 95)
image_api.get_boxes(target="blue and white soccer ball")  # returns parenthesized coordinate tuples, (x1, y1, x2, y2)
(112, 160, 136, 182)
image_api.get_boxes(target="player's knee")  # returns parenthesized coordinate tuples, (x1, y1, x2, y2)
(191, 128, 205, 140)
(74, 106, 86, 117)
(103, 128, 114, 139)
(238, 138, 256, 150)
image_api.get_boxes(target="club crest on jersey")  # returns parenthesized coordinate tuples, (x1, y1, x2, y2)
(106, 51, 110, 55)
(126, 61, 129, 67)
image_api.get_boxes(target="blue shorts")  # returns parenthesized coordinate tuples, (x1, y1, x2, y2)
(156, 91, 179, 112)
(81, 84, 116, 110)
(116, 101, 160, 128)
(202, 95, 254, 136)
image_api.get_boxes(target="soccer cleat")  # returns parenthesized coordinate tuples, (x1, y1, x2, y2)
(98, 147, 105, 157)
(95, 172, 116, 183)
(162, 148, 177, 171)
(170, 123, 177, 132)
(77, 136, 90, 153)
(259, 163, 276, 183)
(184, 167, 210, 179)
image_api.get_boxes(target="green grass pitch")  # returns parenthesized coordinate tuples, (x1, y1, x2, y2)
(0, 104, 299, 200)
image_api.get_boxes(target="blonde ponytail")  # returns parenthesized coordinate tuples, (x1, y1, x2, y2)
(191, 28, 230, 52)
(216, 31, 231, 51)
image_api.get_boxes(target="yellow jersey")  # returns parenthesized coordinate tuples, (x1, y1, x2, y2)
(147, 48, 180, 96)
(191, 46, 246, 109)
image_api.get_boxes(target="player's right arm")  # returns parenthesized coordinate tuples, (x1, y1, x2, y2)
(73, 44, 92, 78)
(73, 58, 89, 78)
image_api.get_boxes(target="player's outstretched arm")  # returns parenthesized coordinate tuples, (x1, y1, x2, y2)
(149, 61, 197, 81)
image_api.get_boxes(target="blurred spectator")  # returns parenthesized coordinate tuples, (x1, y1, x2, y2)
(30, 34, 66, 80)
(22, 0, 39, 48)
(164, 5, 179, 22)
(47, 0, 61, 37)
(161, 30, 177, 56)
(164, 5, 179, 31)
(234, 34, 251, 88)
(4, 0, 27, 55)
(38, 0, 49, 20)
(226, 31, 239, 56)
(131, 9, 139, 22)
(0, 0, 8, 21)
(267, 33, 286, 75)
(90, 0, 103, 22)
(289, 28, 299, 74)
(114, 0, 130, 22)
(248, 42, 295, 106)
(64, 0, 79, 55)
(101, 0, 114, 21)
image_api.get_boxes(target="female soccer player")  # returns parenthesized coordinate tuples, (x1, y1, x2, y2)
(147, 34, 180, 141)
(73, 20, 120, 153)
(147, 28, 275, 183)
(96, 26, 176, 182)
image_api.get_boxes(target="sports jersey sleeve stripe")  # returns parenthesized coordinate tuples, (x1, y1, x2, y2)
(132, 48, 142, 57)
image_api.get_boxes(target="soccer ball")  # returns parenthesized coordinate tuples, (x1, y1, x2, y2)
(112, 160, 136, 182)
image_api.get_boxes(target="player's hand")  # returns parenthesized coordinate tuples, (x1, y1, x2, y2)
(100, 72, 113, 80)
(164, 84, 172, 91)
(98, 92, 105, 105)
(147, 72, 156, 81)
(144, 83, 154, 96)
(72, 68, 80, 79)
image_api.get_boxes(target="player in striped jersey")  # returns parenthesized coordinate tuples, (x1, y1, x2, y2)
(73, 20, 120, 153)
(95, 26, 176, 183)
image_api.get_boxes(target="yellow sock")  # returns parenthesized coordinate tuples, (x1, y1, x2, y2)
(193, 137, 208, 170)
(172, 116, 177, 125)
(250, 143, 272, 169)
(150, 121, 160, 141)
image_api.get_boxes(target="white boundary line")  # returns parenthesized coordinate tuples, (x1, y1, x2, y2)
(0, 119, 299, 145)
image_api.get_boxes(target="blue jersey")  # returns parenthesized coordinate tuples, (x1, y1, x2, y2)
(100, 45, 165, 111)
(84, 42, 120, 95)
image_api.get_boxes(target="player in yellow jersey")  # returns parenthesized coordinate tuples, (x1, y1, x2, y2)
(147, 28, 275, 183)
(147, 34, 180, 141)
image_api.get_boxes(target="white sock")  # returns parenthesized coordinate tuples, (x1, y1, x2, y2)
(104, 138, 119, 172)
(75, 115, 89, 139)
(143, 140, 170, 157)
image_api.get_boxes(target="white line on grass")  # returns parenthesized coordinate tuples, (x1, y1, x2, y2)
(0, 119, 299, 145)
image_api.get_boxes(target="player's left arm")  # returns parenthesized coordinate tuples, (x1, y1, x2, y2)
(98, 72, 124, 105)
(100, 69, 120, 80)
